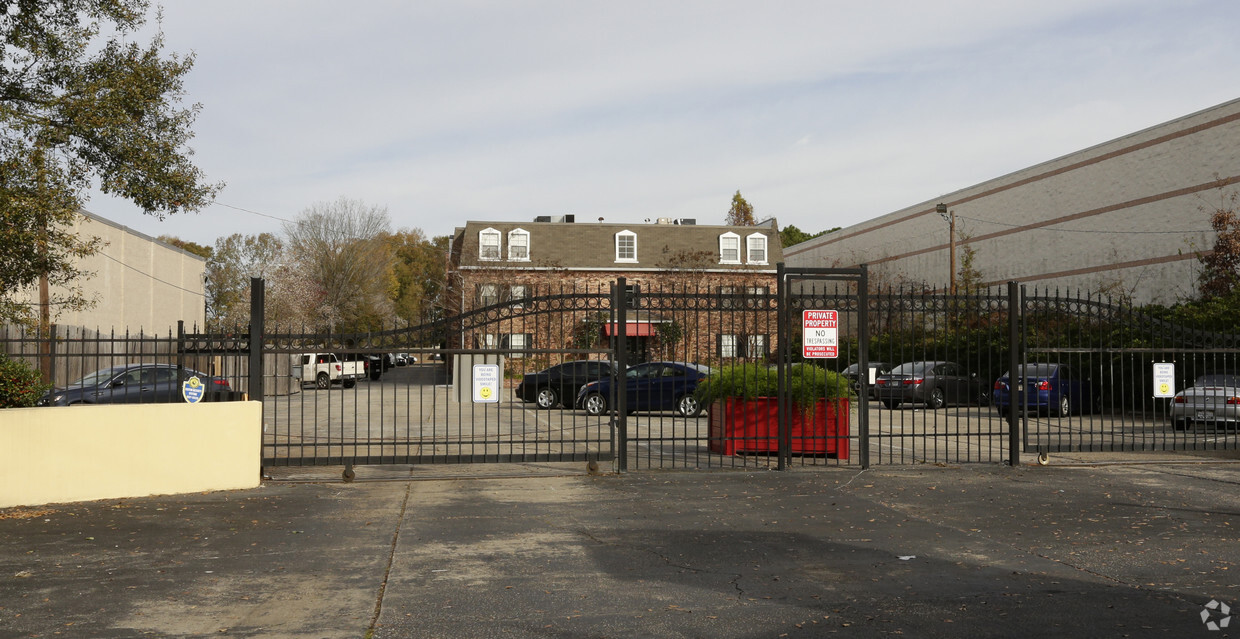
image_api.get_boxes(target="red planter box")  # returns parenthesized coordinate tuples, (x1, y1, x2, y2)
(707, 397, 850, 459)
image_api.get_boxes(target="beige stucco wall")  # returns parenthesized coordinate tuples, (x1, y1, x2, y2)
(16, 210, 207, 332)
(0, 402, 261, 508)
(785, 98, 1240, 305)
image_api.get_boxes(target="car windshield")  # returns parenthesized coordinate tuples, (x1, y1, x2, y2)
(1195, 374, 1240, 387)
(889, 362, 932, 375)
(69, 367, 124, 387)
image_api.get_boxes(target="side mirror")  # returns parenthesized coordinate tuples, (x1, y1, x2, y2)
(111, 379, 126, 387)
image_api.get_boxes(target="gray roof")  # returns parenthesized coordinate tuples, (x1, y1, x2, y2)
(452, 219, 782, 272)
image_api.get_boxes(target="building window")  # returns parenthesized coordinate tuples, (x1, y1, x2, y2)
(746, 233, 768, 264)
(718, 333, 769, 358)
(478, 333, 498, 349)
(615, 230, 637, 262)
(502, 333, 532, 357)
(509, 284, 529, 307)
(477, 283, 500, 306)
(718, 285, 769, 308)
(479, 228, 501, 260)
(719, 232, 741, 264)
(508, 228, 530, 261)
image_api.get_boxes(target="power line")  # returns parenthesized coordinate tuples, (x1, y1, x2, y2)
(97, 252, 204, 297)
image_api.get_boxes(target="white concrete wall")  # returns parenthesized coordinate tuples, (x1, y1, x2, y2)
(0, 402, 261, 508)
(785, 98, 1240, 305)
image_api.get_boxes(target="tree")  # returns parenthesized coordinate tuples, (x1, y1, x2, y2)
(205, 233, 284, 329)
(389, 230, 449, 326)
(725, 190, 755, 226)
(1, 0, 221, 326)
(1195, 182, 1240, 300)
(283, 198, 394, 333)
(158, 235, 212, 259)
(779, 224, 837, 248)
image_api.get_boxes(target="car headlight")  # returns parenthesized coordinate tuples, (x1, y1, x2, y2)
(53, 394, 65, 404)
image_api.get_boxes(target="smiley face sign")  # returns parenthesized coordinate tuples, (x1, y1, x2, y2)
(473, 364, 500, 403)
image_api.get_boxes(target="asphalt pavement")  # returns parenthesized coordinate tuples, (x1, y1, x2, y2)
(2, 454, 1240, 638)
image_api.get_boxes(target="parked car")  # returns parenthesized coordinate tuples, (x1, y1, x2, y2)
(297, 353, 359, 389)
(395, 353, 409, 366)
(576, 361, 712, 417)
(37, 363, 231, 406)
(993, 363, 1093, 417)
(875, 360, 990, 409)
(516, 360, 613, 409)
(1169, 373, 1240, 430)
(841, 361, 891, 398)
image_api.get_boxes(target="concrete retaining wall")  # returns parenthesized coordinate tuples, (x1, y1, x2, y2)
(0, 402, 261, 508)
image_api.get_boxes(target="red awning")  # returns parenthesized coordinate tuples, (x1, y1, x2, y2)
(604, 322, 657, 337)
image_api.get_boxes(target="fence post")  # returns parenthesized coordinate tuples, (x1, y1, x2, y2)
(177, 320, 185, 387)
(776, 263, 788, 470)
(858, 264, 870, 469)
(248, 277, 265, 402)
(1007, 281, 1021, 466)
(614, 278, 628, 472)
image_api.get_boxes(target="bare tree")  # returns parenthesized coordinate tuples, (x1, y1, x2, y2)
(283, 198, 394, 332)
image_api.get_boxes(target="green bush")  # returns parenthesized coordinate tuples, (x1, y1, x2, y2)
(0, 355, 49, 408)
(695, 363, 852, 406)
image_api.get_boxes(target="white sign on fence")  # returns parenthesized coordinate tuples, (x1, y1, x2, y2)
(1152, 362, 1176, 398)
(472, 364, 500, 403)
(802, 310, 839, 359)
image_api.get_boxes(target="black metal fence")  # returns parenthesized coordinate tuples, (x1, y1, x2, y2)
(8, 273, 1239, 471)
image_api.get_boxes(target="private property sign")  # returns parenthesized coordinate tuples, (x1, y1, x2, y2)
(802, 310, 839, 358)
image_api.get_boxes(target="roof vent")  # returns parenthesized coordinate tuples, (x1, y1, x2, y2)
(675, 218, 696, 225)
(656, 217, 673, 225)
(534, 215, 552, 223)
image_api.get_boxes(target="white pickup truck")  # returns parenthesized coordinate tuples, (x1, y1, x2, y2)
(297, 353, 360, 389)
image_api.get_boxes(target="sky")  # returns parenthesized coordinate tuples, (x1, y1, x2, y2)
(81, 0, 1240, 248)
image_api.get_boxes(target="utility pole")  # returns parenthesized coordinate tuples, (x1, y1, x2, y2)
(937, 203, 956, 295)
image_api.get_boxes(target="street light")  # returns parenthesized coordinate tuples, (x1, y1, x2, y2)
(937, 203, 956, 295)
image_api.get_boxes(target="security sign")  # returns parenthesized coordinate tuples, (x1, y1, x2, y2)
(182, 376, 205, 404)
(1153, 362, 1175, 398)
(472, 364, 500, 403)
(803, 310, 839, 359)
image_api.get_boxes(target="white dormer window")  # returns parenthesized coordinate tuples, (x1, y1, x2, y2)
(615, 230, 637, 262)
(479, 228, 501, 260)
(508, 228, 530, 261)
(719, 232, 741, 264)
(746, 233, 768, 264)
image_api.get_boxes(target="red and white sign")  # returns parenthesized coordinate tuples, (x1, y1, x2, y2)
(802, 310, 839, 358)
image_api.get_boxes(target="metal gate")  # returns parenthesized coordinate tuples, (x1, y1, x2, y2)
(259, 280, 618, 473)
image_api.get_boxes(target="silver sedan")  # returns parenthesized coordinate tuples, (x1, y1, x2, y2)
(1169, 373, 1240, 430)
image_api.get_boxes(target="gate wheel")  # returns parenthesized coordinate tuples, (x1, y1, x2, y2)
(1037, 451, 1050, 466)
(342, 465, 356, 482)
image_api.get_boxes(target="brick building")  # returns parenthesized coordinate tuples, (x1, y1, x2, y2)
(447, 216, 783, 365)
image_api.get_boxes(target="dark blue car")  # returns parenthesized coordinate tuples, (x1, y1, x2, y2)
(37, 363, 232, 406)
(992, 363, 1092, 417)
(576, 361, 711, 417)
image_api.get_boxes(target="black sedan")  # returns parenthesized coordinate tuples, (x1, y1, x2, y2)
(875, 360, 990, 409)
(516, 360, 613, 409)
(37, 364, 232, 406)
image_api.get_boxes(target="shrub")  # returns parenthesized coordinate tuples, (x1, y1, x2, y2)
(696, 363, 852, 406)
(0, 355, 50, 408)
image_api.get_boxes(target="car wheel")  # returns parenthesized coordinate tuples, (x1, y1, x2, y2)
(316, 373, 330, 390)
(536, 387, 559, 409)
(977, 390, 991, 407)
(1054, 395, 1071, 417)
(676, 394, 702, 417)
(584, 393, 608, 416)
(882, 400, 899, 409)
(928, 388, 946, 409)
(343, 379, 356, 389)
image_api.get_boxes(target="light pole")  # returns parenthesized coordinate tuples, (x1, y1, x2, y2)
(937, 203, 956, 295)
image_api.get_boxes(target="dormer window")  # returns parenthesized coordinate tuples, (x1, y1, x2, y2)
(479, 228, 501, 260)
(719, 232, 741, 264)
(615, 230, 637, 262)
(508, 228, 530, 261)
(746, 233, 768, 264)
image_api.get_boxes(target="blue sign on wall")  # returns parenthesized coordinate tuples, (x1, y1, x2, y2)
(182, 376, 205, 404)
